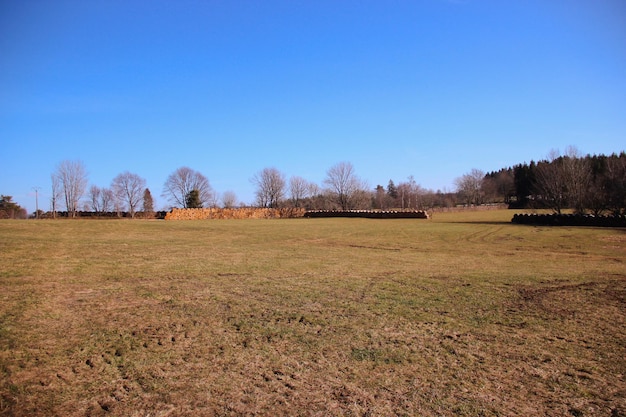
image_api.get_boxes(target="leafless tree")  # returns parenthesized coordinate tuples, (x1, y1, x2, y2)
(534, 147, 591, 214)
(454, 169, 485, 206)
(206, 192, 220, 208)
(304, 182, 324, 210)
(395, 176, 425, 209)
(406, 175, 422, 209)
(162, 167, 214, 208)
(289, 176, 310, 208)
(252, 167, 286, 208)
(374, 185, 386, 209)
(562, 146, 592, 213)
(396, 183, 410, 209)
(605, 154, 626, 215)
(111, 171, 147, 218)
(88, 185, 103, 212)
(101, 188, 115, 213)
(89, 186, 114, 213)
(53, 160, 88, 217)
(50, 173, 62, 218)
(323, 162, 367, 210)
(534, 149, 566, 213)
(308, 182, 320, 197)
(221, 190, 238, 209)
(351, 189, 374, 210)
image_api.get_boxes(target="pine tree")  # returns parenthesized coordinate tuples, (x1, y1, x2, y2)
(387, 180, 398, 199)
(185, 189, 202, 208)
(0, 195, 27, 219)
(142, 188, 154, 214)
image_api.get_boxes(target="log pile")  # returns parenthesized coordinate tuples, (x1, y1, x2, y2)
(165, 208, 432, 220)
(164, 207, 306, 220)
(304, 210, 429, 219)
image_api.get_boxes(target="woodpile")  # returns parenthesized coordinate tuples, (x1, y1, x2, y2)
(511, 213, 626, 227)
(165, 208, 433, 220)
(164, 207, 306, 220)
(304, 210, 429, 219)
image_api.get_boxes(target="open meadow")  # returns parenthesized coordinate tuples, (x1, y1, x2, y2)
(0, 210, 624, 416)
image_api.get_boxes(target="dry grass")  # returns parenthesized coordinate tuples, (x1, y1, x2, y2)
(0, 211, 624, 416)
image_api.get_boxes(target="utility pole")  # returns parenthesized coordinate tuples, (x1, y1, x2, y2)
(32, 186, 40, 219)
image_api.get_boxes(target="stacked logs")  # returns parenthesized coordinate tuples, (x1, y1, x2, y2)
(164, 207, 306, 220)
(165, 208, 433, 220)
(304, 210, 429, 219)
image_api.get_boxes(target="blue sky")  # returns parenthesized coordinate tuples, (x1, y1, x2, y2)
(1, 0, 625, 213)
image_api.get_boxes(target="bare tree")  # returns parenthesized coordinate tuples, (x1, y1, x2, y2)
(406, 175, 425, 209)
(374, 185, 385, 209)
(394, 176, 425, 209)
(534, 149, 566, 213)
(562, 146, 591, 214)
(289, 176, 310, 208)
(206, 191, 220, 208)
(323, 162, 367, 210)
(89, 186, 114, 213)
(162, 167, 214, 208)
(53, 160, 88, 217)
(252, 167, 286, 208)
(101, 188, 114, 213)
(351, 189, 375, 210)
(605, 153, 626, 215)
(454, 169, 485, 206)
(221, 190, 238, 208)
(50, 173, 62, 218)
(111, 171, 146, 218)
(88, 185, 102, 212)
(304, 182, 324, 210)
(534, 147, 591, 214)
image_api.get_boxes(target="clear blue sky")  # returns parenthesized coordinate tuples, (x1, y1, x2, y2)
(1, 0, 625, 213)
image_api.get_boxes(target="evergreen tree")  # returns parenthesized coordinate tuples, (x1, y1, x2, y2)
(142, 188, 154, 213)
(513, 162, 536, 208)
(185, 189, 202, 208)
(0, 195, 27, 219)
(386, 180, 398, 199)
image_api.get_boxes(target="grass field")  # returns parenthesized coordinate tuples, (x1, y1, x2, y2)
(0, 210, 624, 416)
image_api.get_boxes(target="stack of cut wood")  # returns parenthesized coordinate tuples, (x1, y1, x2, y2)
(164, 207, 307, 220)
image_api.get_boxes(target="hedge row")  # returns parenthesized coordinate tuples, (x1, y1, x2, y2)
(164, 207, 306, 220)
(304, 210, 429, 219)
(511, 213, 626, 227)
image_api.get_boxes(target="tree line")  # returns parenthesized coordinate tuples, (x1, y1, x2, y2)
(1, 147, 624, 219)
(250, 149, 626, 215)
(488, 148, 626, 215)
